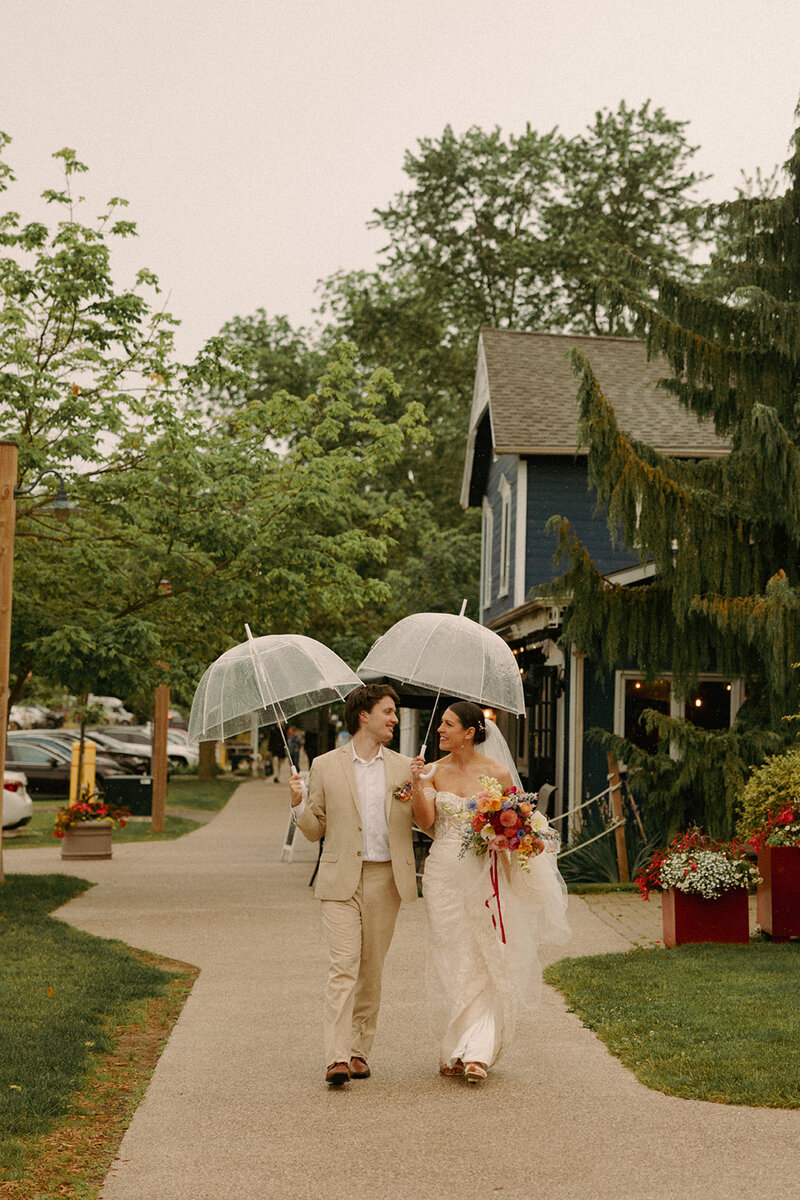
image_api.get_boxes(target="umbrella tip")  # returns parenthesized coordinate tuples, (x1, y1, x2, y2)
(459, 599, 467, 617)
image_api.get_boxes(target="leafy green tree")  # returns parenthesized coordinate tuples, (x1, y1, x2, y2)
(0, 136, 427, 711)
(540, 100, 711, 334)
(547, 104, 800, 835)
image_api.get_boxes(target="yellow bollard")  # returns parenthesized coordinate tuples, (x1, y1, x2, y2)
(69, 739, 97, 803)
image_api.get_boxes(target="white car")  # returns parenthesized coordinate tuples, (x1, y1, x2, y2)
(3, 770, 34, 829)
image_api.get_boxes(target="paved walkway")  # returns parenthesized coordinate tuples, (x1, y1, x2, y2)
(7, 782, 800, 1200)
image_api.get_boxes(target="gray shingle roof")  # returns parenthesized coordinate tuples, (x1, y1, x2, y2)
(478, 328, 729, 456)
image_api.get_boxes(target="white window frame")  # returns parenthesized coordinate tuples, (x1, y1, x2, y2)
(481, 498, 494, 609)
(498, 475, 511, 599)
(613, 670, 744, 760)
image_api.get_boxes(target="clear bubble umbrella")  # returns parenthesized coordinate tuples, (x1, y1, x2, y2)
(188, 626, 363, 769)
(358, 601, 525, 759)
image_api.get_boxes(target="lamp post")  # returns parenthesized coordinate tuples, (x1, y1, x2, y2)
(0, 447, 73, 882)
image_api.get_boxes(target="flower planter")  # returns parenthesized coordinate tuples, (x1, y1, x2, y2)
(60, 819, 113, 860)
(757, 846, 800, 940)
(661, 886, 750, 948)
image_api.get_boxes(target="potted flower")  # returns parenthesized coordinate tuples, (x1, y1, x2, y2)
(636, 828, 759, 947)
(54, 793, 130, 860)
(748, 803, 800, 940)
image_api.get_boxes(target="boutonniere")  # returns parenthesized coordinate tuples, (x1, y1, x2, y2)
(393, 779, 412, 802)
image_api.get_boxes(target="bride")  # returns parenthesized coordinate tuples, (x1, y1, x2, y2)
(410, 700, 569, 1084)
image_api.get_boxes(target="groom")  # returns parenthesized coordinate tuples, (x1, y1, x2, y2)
(289, 684, 417, 1086)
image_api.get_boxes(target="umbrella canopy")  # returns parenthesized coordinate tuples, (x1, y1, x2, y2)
(358, 610, 525, 717)
(188, 632, 363, 743)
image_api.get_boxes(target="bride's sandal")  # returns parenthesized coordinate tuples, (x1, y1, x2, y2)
(439, 1059, 465, 1077)
(464, 1062, 488, 1084)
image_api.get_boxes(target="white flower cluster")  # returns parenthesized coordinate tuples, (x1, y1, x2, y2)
(659, 850, 760, 900)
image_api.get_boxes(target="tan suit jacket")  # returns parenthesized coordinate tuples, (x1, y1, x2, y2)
(296, 743, 417, 903)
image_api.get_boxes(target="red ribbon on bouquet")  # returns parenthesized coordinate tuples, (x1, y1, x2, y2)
(485, 849, 507, 944)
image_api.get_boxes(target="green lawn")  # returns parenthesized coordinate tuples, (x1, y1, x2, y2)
(0, 874, 188, 1183)
(545, 941, 800, 1108)
(4, 776, 239, 850)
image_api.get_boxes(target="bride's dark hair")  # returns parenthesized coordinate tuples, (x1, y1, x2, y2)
(446, 700, 487, 744)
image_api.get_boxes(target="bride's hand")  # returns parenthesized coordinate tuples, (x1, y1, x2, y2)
(410, 755, 427, 782)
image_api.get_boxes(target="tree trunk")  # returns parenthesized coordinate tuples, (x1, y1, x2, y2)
(198, 740, 217, 780)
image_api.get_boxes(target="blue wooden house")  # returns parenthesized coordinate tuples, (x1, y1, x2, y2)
(461, 328, 737, 825)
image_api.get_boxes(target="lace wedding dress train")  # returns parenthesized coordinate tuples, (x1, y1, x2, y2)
(423, 789, 570, 1070)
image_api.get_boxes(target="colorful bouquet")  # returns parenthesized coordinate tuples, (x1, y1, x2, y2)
(636, 827, 760, 901)
(53, 795, 130, 839)
(747, 803, 800, 851)
(459, 774, 559, 872)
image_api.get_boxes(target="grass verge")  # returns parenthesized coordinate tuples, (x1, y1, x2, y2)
(4, 777, 239, 850)
(544, 941, 800, 1108)
(0, 874, 198, 1196)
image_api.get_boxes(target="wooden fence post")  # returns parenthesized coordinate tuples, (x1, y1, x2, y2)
(151, 683, 169, 833)
(607, 753, 629, 883)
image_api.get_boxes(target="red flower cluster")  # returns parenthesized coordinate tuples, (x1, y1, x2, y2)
(748, 803, 800, 852)
(635, 827, 752, 901)
(53, 797, 130, 838)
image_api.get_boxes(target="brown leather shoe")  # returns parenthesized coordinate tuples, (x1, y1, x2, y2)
(325, 1062, 350, 1086)
(349, 1056, 370, 1078)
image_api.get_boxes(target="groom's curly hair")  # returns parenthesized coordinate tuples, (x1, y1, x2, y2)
(343, 684, 400, 735)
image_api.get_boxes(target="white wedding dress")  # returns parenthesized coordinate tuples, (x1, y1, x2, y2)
(422, 787, 570, 1070)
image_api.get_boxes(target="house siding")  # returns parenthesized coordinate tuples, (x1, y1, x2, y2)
(525, 457, 639, 590)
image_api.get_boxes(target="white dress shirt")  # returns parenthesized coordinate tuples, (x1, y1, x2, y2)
(290, 742, 390, 862)
(352, 743, 390, 862)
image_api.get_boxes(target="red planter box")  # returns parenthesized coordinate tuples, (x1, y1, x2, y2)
(661, 886, 750, 948)
(757, 846, 800, 940)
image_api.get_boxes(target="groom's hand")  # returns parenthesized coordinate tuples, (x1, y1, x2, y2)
(288, 769, 305, 807)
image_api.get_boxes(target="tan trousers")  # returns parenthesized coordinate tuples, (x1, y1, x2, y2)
(320, 861, 402, 1066)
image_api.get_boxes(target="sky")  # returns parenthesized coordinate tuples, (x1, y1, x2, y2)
(3, 0, 799, 361)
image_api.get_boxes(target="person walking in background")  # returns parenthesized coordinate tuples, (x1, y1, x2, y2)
(288, 684, 416, 1087)
(267, 725, 287, 783)
(287, 724, 304, 769)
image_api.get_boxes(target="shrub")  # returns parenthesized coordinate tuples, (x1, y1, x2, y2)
(736, 750, 800, 841)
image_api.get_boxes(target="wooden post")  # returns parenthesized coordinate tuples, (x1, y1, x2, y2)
(198, 740, 217, 780)
(0, 442, 18, 884)
(151, 683, 169, 833)
(607, 753, 629, 883)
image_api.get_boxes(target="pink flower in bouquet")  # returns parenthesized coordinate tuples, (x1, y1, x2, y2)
(499, 809, 518, 828)
(488, 835, 509, 852)
(477, 796, 492, 814)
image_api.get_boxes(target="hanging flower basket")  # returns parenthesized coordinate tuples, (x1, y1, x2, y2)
(749, 804, 800, 940)
(636, 828, 758, 947)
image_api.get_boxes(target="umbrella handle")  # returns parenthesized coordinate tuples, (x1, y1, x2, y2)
(417, 744, 436, 779)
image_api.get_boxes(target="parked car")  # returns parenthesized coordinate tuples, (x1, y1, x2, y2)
(3, 770, 33, 829)
(14, 724, 151, 772)
(8, 703, 62, 729)
(87, 695, 135, 724)
(4, 736, 126, 797)
(88, 726, 198, 768)
(13, 729, 151, 775)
